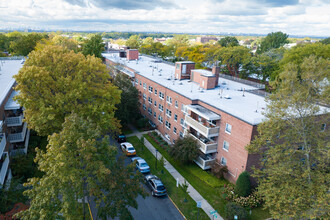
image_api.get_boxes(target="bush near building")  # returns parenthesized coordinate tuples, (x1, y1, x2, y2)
(235, 171, 252, 197)
(224, 202, 248, 220)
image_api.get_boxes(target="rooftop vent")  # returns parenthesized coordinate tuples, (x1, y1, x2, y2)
(224, 95, 231, 99)
(178, 82, 183, 85)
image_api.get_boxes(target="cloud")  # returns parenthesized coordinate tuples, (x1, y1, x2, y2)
(62, 0, 176, 10)
(259, 0, 299, 7)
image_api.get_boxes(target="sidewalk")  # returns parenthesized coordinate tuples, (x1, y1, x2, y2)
(127, 125, 223, 220)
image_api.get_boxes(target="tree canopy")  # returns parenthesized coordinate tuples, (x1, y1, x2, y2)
(257, 31, 289, 54)
(18, 114, 145, 220)
(9, 33, 48, 56)
(113, 73, 139, 126)
(247, 56, 330, 219)
(125, 35, 142, 49)
(14, 45, 121, 136)
(170, 136, 199, 163)
(218, 36, 239, 47)
(82, 34, 104, 58)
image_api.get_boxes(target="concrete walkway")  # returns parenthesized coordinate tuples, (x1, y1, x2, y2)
(127, 125, 223, 220)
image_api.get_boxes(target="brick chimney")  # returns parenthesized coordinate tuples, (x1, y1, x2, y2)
(212, 66, 220, 87)
(174, 61, 195, 80)
(126, 49, 139, 60)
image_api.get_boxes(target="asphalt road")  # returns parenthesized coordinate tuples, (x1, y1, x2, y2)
(88, 136, 184, 220)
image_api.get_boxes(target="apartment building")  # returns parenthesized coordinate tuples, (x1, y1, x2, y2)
(104, 52, 269, 183)
(0, 58, 28, 187)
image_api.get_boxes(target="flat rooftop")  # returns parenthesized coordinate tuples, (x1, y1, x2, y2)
(0, 59, 24, 107)
(103, 53, 268, 125)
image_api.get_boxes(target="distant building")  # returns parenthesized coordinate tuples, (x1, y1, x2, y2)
(196, 36, 218, 44)
(0, 58, 29, 187)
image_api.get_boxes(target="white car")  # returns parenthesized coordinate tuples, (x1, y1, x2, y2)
(120, 142, 136, 156)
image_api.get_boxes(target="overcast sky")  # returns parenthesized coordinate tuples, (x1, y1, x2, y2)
(0, 0, 329, 36)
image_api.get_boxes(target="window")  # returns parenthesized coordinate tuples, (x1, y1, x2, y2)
(223, 140, 229, 151)
(166, 96, 172, 104)
(158, 115, 163, 123)
(221, 157, 227, 166)
(166, 109, 172, 117)
(140, 81, 142, 86)
(180, 118, 184, 126)
(165, 133, 170, 140)
(135, 79, 138, 85)
(175, 100, 178, 108)
(155, 89, 157, 95)
(225, 123, 232, 134)
(159, 91, 164, 100)
(179, 131, 184, 138)
(148, 86, 153, 93)
(158, 104, 164, 112)
(173, 139, 176, 144)
(181, 104, 187, 113)
(176, 64, 180, 69)
(143, 83, 147, 90)
(143, 104, 146, 110)
(165, 121, 171, 130)
(154, 112, 156, 118)
(148, 107, 152, 115)
(148, 97, 153, 104)
(173, 127, 177, 134)
(143, 93, 146, 100)
(154, 101, 157, 107)
(174, 114, 178, 121)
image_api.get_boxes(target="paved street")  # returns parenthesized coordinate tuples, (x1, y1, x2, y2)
(88, 135, 185, 220)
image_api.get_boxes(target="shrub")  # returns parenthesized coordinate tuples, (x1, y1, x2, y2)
(235, 171, 251, 197)
(211, 162, 228, 179)
(223, 185, 262, 208)
(169, 136, 199, 163)
(225, 202, 248, 220)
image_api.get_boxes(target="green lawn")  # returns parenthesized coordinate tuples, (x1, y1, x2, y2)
(144, 134, 271, 220)
(127, 136, 210, 220)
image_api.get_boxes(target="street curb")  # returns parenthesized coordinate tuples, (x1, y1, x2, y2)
(168, 195, 186, 220)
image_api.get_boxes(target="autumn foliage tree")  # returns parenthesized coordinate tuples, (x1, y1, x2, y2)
(17, 114, 145, 220)
(247, 56, 329, 219)
(14, 45, 121, 136)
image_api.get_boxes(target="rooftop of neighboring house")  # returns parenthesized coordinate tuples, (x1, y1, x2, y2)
(0, 59, 24, 107)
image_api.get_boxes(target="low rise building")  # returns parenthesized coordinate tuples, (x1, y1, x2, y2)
(0, 58, 28, 187)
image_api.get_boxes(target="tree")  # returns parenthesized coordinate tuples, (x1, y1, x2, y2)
(82, 34, 104, 58)
(320, 37, 330, 45)
(14, 45, 121, 136)
(113, 73, 139, 126)
(215, 46, 251, 77)
(224, 202, 248, 220)
(0, 33, 9, 51)
(0, 177, 27, 214)
(170, 136, 199, 163)
(125, 35, 142, 49)
(9, 33, 48, 56)
(235, 171, 252, 197)
(247, 56, 330, 219)
(218, 36, 239, 47)
(17, 114, 145, 220)
(257, 31, 289, 54)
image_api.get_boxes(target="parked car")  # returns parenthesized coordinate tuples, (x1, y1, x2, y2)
(120, 142, 136, 156)
(144, 175, 167, 197)
(117, 134, 127, 143)
(131, 157, 150, 173)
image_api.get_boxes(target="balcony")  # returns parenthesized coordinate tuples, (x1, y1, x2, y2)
(185, 115, 220, 138)
(0, 134, 6, 156)
(6, 114, 24, 127)
(11, 129, 30, 156)
(188, 133, 218, 154)
(9, 122, 27, 143)
(0, 152, 9, 186)
(194, 154, 215, 170)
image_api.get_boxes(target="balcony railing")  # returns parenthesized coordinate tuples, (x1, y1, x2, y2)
(188, 133, 218, 154)
(0, 134, 6, 156)
(185, 115, 220, 138)
(9, 123, 27, 143)
(194, 155, 215, 170)
(6, 114, 24, 127)
(10, 129, 30, 156)
(0, 152, 9, 186)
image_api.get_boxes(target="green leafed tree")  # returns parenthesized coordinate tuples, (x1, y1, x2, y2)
(0, 33, 10, 52)
(14, 45, 121, 136)
(235, 171, 252, 197)
(170, 136, 199, 163)
(9, 33, 48, 56)
(82, 34, 104, 58)
(256, 31, 289, 54)
(247, 56, 330, 219)
(113, 73, 139, 126)
(218, 36, 239, 47)
(125, 35, 142, 49)
(17, 114, 145, 220)
(320, 37, 330, 45)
